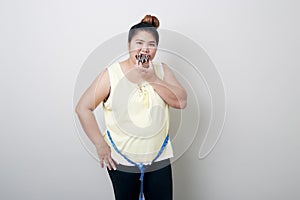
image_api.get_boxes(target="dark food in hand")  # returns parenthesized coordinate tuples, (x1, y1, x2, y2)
(135, 53, 150, 64)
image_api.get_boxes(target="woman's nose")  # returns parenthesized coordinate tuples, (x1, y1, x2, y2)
(141, 45, 149, 53)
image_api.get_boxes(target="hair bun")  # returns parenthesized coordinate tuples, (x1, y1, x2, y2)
(141, 15, 160, 28)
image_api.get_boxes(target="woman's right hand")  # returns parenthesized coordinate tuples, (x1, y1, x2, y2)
(95, 141, 117, 170)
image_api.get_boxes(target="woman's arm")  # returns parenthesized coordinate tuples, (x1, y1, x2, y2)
(75, 69, 116, 170)
(149, 63, 187, 109)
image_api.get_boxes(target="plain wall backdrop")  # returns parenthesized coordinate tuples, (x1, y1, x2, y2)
(0, 0, 299, 200)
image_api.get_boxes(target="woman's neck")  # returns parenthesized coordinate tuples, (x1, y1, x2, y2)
(119, 58, 142, 85)
(120, 58, 135, 72)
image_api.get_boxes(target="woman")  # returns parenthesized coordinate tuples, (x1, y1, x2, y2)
(75, 14, 187, 200)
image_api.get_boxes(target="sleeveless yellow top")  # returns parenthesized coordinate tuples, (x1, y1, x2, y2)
(102, 62, 173, 165)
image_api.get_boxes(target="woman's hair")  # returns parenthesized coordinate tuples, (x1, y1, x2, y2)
(128, 15, 160, 44)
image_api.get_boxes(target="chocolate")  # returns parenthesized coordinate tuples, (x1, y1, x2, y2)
(135, 53, 150, 64)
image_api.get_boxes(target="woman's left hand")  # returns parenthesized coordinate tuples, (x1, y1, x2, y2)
(137, 60, 158, 83)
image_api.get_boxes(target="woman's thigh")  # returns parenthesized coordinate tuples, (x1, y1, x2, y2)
(107, 159, 173, 200)
(107, 168, 140, 200)
(143, 163, 173, 200)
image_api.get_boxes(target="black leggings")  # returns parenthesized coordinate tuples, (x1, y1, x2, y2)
(107, 159, 173, 200)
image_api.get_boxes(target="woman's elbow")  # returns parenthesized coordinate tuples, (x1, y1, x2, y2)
(178, 91, 187, 109)
(181, 99, 187, 109)
(75, 104, 83, 115)
(75, 103, 90, 115)
(178, 99, 187, 109)
(171, 98, 187, 109)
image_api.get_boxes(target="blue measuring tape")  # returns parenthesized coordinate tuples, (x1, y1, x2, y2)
(106, 130, 169, 200)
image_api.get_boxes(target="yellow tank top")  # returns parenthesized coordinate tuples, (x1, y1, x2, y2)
(102, 62, 173, 165)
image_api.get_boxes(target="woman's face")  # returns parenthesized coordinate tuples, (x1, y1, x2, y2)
(128, 30, 157, 65)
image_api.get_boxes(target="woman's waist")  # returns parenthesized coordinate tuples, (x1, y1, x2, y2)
(114, 158, 171, 173)
(104, 128, 169, 148)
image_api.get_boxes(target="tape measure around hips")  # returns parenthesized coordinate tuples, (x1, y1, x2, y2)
(106, 130, 170, 200)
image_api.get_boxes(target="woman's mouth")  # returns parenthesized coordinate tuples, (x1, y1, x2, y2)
(135, 53, 150, 64)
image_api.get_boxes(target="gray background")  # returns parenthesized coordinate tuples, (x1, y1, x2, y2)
(1, 0, 299, 200)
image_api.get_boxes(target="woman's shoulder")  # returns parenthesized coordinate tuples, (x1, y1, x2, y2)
(104, 62, 123, 76)
(106, 62, 120, 70)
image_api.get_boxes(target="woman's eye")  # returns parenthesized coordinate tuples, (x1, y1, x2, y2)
(136, 42, 142, 45)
